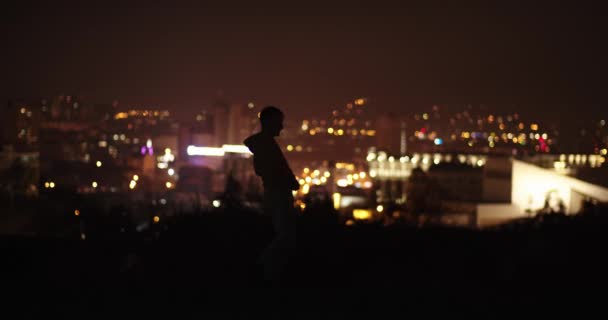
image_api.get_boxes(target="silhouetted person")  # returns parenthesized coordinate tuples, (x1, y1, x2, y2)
(244, 106, 299, 285)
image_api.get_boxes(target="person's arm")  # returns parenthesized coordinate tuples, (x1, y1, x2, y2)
(287, 169, 299, 191)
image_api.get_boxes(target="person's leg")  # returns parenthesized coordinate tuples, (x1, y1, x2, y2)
(258, 191, 296, 284)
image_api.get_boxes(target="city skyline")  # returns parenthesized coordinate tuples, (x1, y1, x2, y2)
(3, 1, 607, 121)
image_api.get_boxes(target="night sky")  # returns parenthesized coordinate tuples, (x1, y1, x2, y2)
(2, 1, 606, 121)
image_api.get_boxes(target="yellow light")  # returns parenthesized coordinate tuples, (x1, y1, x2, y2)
(165, 148, 171, 154)
(49, 182, 55, 188)
(324, 171, 331, 178)
(114, 112, 128, 120)
(601, 149, 607, 155)
(287, 145, 294, 151)
(168, 168, 175, 176)
(337, 129, 344, 136)
(129, 180, 136, 189)
(153, 216, 160, 223)
(354, 98, 365, 105)
(74, 209, 80, 216)
(332, 193, 341, 210)
(305, 177, 312, 183)
(44, 182, 50, 188)
(309, 129, 316, 136)
(359, 172, 366, 179)
(165, 182, 173, 189)
(313, 169, 320, 177)
(366, 130, 376, 136)
(295, 145, 303, 152)
(376, 205, 384, 213)
(133, 175, 139, 181)
(423, 113, 429, 120)
(92, 181, 98, 188)
(461, 132, 470, 139)
(300, 203, 306, 210)
(303, 167, 310, 174)
(328, 127, 334, 134)
(302, 184, 310, 194)
(213, 200, 221, 208)
(96, 161, 102, 167)
(299, 179, 305, 185)
(353, 173, 359, 180)
(353, 209, 372, 220)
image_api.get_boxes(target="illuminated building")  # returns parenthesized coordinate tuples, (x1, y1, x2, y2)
(510, 159, 608, 215)
(284, 98, 379, 164)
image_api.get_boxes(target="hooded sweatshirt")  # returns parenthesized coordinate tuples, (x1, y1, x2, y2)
(244, 132, 299, 191)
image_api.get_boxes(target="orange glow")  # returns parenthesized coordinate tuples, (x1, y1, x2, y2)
(74, 209, 80, 216)
(114, 112, 128, 120)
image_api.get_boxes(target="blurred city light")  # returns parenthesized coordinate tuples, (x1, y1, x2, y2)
(353, 209, 372, 220)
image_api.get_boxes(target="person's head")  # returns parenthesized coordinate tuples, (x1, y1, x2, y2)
(259, 106, 284, 137)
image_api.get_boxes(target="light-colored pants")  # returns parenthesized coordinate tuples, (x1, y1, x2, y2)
(258, 188, 297, 281)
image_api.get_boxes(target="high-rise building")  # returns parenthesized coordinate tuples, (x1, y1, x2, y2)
(1, 101, 17, 146)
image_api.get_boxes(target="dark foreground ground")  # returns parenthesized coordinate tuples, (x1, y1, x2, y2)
(2, 210, 607, 318)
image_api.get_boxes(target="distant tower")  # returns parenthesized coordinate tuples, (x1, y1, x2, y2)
(212, 100, 229, 146)
(400, 120, 407, 155)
